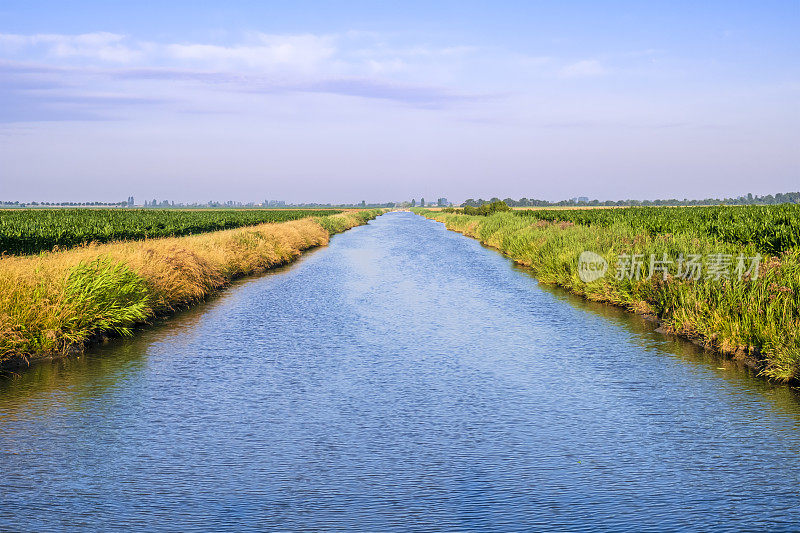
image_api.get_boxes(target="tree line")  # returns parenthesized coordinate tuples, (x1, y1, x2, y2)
(462, 192, 800, 208)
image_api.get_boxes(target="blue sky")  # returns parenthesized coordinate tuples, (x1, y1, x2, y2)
(0, 1, 797, 203)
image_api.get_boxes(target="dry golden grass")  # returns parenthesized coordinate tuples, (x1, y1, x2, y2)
(0, 210, 382, 365)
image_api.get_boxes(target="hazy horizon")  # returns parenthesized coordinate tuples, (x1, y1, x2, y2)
(3, 191, 800, 207)
(1, 1, 798, 204)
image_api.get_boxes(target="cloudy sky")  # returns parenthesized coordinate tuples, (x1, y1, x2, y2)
(1, 1, 797, 204)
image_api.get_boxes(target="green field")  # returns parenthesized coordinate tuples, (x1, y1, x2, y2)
(512, 204, 800, 255)
(0, 208, 343, 255)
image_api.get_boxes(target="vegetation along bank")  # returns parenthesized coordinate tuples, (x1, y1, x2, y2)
(0, 209, 384, 369)
(0, 208, 344, 255)
(414, 205, 800, 382)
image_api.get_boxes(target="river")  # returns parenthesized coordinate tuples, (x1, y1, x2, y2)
(2, 211, 800, 531)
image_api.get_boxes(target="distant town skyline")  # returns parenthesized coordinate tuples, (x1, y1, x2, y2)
(1, 1, 798, 203)
(4, 191, 800, 209)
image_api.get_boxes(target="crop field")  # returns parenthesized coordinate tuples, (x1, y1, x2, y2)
(513, 204, 800, 255)
(0, 209, 343, 255)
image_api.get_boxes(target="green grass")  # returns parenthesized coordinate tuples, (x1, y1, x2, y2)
(414, 207, 800, 381)
(512, 204, 800, 255)
(61, 257, 151, 346)
(0, 208, 344, 255)
(313, 209, 379, 235)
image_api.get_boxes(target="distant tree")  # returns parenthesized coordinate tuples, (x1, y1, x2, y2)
(411, 198, 416, 207)
(462, 200, 511, 216)
(420, 197, 425, 207)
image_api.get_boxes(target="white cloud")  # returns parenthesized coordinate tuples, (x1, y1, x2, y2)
(165, 33, 337, 71)
(0, 31, 490, 76)
(365, 58, 407, 75)
(0, 32, 141, 63)
(559, 59, 606, 78)
(0, 31, 340, 71)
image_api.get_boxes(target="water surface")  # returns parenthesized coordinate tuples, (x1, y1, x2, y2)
(2, 211, 800, 531)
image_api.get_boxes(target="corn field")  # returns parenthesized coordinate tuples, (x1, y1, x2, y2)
(513, 204, 800, 255)
(0, 208, 343, 255)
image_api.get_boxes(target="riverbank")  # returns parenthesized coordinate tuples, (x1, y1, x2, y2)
(0, 209, 384, 368)
(413, 209, 800, 382)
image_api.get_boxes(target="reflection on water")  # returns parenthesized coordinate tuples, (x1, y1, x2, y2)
(2, 212, 800, 532)
(531, 275, 800, 417)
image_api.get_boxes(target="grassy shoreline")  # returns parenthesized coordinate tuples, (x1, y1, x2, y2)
(413, 208, 800, 382)
(0, 209, 384, 369)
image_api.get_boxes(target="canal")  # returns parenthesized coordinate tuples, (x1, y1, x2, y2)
(2, 211, 800, 531)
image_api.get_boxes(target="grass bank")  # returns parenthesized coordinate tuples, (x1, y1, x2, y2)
(0, 210, 384, 368)
(414, 209, 800, 382)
